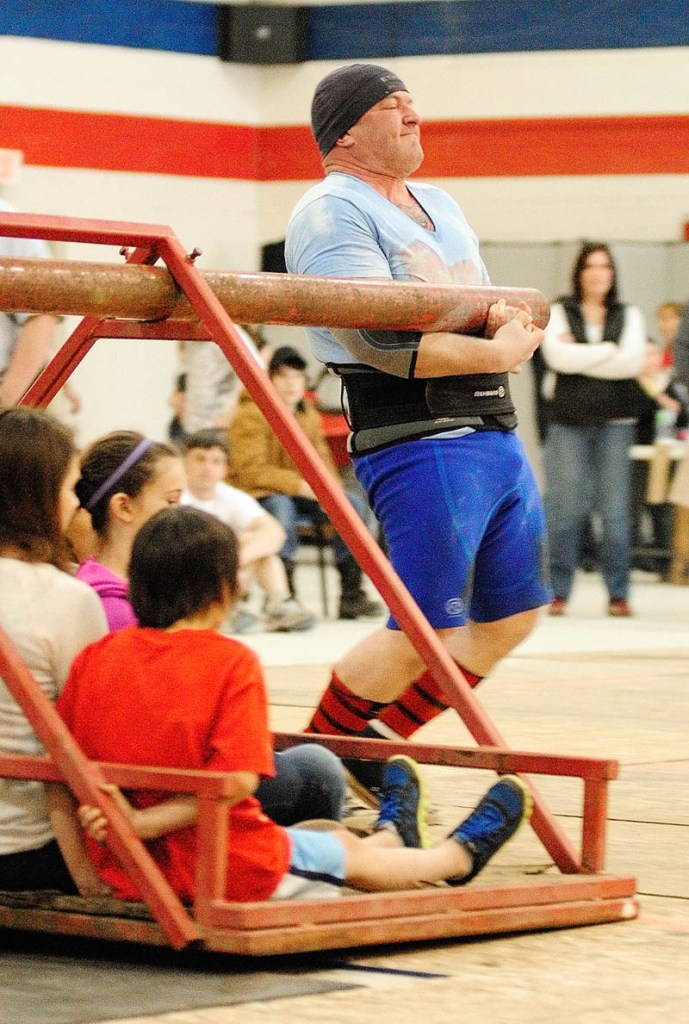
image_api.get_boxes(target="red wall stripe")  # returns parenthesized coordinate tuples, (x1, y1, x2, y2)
(3, 105, 689, 180)
(2, 106, 261, 179)
(420, 116, 689, 177)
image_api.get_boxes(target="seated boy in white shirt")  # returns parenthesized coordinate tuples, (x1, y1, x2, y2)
(181, 430, 314, 633)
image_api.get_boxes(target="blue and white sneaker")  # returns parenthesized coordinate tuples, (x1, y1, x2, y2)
(374, 755, 430, 849)
(448, 775, 532, 885)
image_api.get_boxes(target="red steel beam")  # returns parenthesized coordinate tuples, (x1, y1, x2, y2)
(157, 231, 582, 874)
(0, 214, 581, 875)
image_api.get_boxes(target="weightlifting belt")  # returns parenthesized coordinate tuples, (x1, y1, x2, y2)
(332, 365, 517, 455)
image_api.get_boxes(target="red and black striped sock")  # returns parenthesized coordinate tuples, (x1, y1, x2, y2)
(305, 672, 387, 735)
(374, 665, 483, 740)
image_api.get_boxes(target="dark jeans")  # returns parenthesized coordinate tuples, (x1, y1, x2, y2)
(258, 491, 368, 567)
(256, 745, 346, 825)
(544, 421, 634, 600)
(0, 839, 78, 893)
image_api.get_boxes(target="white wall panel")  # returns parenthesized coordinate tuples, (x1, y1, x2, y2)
(3, 167, 258, 446)
(2, 35, 689, 447)
(259, 48, 689, 122)
(0, 37, 260, 121)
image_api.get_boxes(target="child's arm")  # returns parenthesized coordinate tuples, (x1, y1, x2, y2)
(79, 785, 198, 843)
(45, 783, 112, 896)
(78, 773, 259, 844)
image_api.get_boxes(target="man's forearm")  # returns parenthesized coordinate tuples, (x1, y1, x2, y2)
(415, 318, 542, 378)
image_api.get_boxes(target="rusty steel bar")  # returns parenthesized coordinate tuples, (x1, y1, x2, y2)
(0, 256, 549, 333)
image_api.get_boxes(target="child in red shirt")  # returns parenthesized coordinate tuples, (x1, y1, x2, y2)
(61, 507, 532, 901)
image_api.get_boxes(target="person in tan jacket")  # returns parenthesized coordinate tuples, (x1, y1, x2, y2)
(228, 346, 382, 620)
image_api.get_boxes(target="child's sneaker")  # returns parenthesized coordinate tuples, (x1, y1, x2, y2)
(223, 607, 265, 635)
(448, 775, 532, 885)
(264, 598, 316, 632)
(374, 755, 429, 849)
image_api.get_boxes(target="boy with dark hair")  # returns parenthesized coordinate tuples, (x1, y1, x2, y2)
(181, 429, 314, 633)
(59, 506, 532, 903)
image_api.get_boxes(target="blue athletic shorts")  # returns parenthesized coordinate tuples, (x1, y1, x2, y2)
(354, 430, 552, 629)
(270, 827, 346, 901)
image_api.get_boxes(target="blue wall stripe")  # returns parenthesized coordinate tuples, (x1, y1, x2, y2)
(309, 1, 689, 60)
(1, 0, 687, 59)
(0, 0, 218, 55)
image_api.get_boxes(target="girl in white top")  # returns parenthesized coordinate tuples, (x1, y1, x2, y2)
(0, 407, 108, 892)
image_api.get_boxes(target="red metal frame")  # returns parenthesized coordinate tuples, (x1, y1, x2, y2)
(0, 213, 637, 952)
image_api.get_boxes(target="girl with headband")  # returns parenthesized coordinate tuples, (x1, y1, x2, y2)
(74, 431, 186, 631)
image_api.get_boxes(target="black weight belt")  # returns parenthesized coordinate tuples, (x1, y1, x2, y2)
(331, 366, 517, 455)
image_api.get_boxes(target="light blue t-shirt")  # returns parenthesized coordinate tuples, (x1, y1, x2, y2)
(0, 199, 51, 376)
(285, 173, 489, 369)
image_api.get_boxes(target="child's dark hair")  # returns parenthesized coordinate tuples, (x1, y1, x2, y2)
(129, 506, 239, 629)
(0, 407, 76, 570)
(183, 429, 229, 457)
(76, 431, 179, 534)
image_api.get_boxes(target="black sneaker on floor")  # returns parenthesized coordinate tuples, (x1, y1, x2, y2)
(339, 590, 384, 620)
(374, 755, 430, 849)
(448, 775, 532, 885)
(342, 756, 385, 809)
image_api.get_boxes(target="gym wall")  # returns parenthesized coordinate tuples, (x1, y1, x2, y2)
(0, 1, 687, 445)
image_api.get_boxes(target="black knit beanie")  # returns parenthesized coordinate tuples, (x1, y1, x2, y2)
(311, 63, 408, 158)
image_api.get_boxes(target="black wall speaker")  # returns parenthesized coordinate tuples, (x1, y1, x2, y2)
(217, 5, 308, 65)
(261, 240, 287, 274)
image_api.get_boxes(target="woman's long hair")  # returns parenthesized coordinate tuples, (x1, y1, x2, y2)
(0, 407, 75, 569)
(571, 242, 619, 307)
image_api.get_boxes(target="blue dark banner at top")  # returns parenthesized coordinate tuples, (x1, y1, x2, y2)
(0, 0, 218, 54)
(0, 0, 686, 58)
(309, 1, 689, 59)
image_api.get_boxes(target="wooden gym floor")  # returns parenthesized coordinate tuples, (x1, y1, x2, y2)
(38, 567, 689, 1023)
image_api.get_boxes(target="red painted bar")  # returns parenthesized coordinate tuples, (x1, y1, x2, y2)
(155, 228, 580, 873)
(0, 214, 617, 899)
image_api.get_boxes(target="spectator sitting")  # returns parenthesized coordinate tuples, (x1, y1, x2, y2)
(229, 345, 383, 620)
(630, 338, 689, 577)
(655, 301, 683, 368)
(0, 407, 107, 895)
(180, 430, 314, 633)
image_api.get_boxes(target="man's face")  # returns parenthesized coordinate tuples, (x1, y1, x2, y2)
(184, 446, 227, 497)
(271, 365, 307, 409)
(342, 91, 423, 177)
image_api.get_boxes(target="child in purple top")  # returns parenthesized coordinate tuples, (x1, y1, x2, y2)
(74, 432, 186, 632)
(76, 557, 137, 631)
